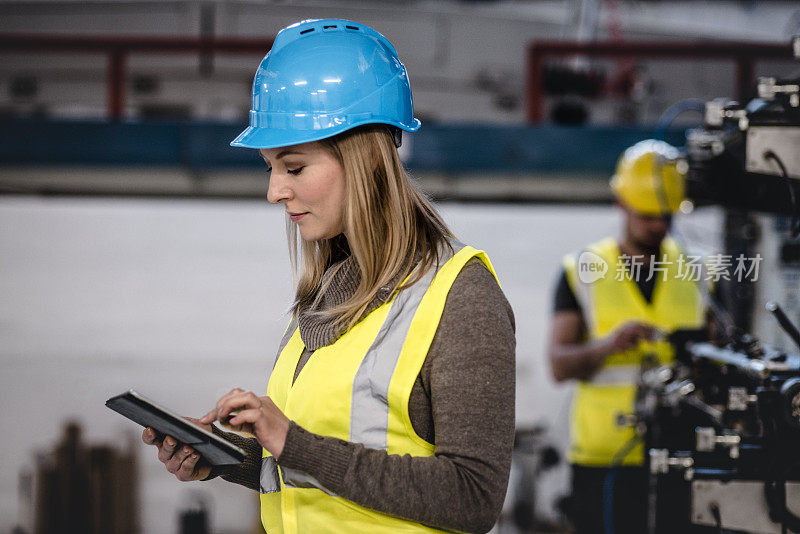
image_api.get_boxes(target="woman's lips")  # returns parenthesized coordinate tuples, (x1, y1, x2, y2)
(288, 212, 308, 222)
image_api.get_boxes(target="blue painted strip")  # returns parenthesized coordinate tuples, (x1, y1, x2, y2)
(0, 118, 686, 173)
(0, 119, 261, 168)
(410, 125, 686, 172)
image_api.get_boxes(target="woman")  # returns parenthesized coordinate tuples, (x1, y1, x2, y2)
(142, 18, 516, 534)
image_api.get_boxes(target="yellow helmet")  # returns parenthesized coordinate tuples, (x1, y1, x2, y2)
(609, 139, 687, 216)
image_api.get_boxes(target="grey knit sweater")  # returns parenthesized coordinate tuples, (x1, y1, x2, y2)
(208, 250, 516, 534)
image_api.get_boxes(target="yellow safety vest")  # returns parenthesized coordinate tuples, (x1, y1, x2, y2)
(260, 241, 498, 533)
(563, 237, 705, 466)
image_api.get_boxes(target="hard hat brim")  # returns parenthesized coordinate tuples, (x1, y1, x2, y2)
(230, 118, 421, 149)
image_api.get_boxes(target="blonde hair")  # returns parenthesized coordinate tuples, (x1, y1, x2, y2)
(288, 125, 453, 331)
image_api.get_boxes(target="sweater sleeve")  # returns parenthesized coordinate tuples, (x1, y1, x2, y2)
(203, 425, 263, 491)
(277, 259, 516, 534)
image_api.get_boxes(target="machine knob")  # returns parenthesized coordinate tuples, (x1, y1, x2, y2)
(649, 448, 694, 480)
(780, 378, 800, 428)
(696, 427, 740, 458)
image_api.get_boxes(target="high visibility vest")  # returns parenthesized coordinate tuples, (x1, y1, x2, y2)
(260, 241, 499, 533)
(563, 237, 705, 466)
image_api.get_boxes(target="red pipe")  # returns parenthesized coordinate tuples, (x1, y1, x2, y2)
(1, 35, 790, 123)
(526, 45, 545, 124)
(0, 34, 274, 119)
(107, 49, 125, 120)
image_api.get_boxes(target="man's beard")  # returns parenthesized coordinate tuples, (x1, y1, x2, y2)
(630, 235, 662, 257)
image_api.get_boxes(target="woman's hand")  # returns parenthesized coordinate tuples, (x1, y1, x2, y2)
(141, 417, 212, 482)
(200, 388, 291, 459)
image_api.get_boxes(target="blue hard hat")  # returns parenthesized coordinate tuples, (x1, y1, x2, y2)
(231, 19, 421, 149)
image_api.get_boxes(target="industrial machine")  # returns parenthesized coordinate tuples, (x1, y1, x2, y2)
(638, 316, 800, 534)
(623, 36, 800, 534)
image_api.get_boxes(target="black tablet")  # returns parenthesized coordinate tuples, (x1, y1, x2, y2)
(106, 389, 246, 466)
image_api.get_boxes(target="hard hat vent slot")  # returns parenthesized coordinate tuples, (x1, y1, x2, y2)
(345, 25, 360, 30)
(300, 28, 315, 35)
(323, 25, 338, 30)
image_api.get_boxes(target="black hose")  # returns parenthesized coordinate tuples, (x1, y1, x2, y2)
(764, 150, 800, 238)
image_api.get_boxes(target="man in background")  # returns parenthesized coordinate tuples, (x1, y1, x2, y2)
(548, 139, 708, 534)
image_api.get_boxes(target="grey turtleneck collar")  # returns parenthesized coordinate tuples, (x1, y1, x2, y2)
(296, 242, 400, 351)
(297, 255, 361, 350)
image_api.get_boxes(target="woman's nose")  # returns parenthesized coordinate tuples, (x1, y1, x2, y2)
(267, 173, 292, 204)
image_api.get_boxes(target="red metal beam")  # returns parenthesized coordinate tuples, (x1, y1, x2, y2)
(0, 34, 274, 119)
(526, 40, 793, 123)
(107, 49, 126, 120)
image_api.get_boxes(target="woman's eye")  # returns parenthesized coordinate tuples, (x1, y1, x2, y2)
(287, 167, 305, 175)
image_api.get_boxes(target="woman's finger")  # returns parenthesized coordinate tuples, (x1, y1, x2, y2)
(228, 406, 262, 426)
(165, 445, 194, 474)
(215, 388, 246, 413)
(217, 391, 261, 419)
(198, 409, 218, 425)
(198, 388, 247, 424)
(176, 451, 203, 481)
(142, 427, 160, 445)
(157, 435, 179, 463)
(222, 407, 260, 438)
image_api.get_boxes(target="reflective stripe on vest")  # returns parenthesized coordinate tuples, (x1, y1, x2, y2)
(259, 241, 499, 534)
(260, 456, 280, 494)
(564, 236, 704, 467)
(587, 364, 641, 385)
(350, 257, 442, 451)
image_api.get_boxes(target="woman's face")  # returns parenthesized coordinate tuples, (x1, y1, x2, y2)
(262, 142, 346, 242)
